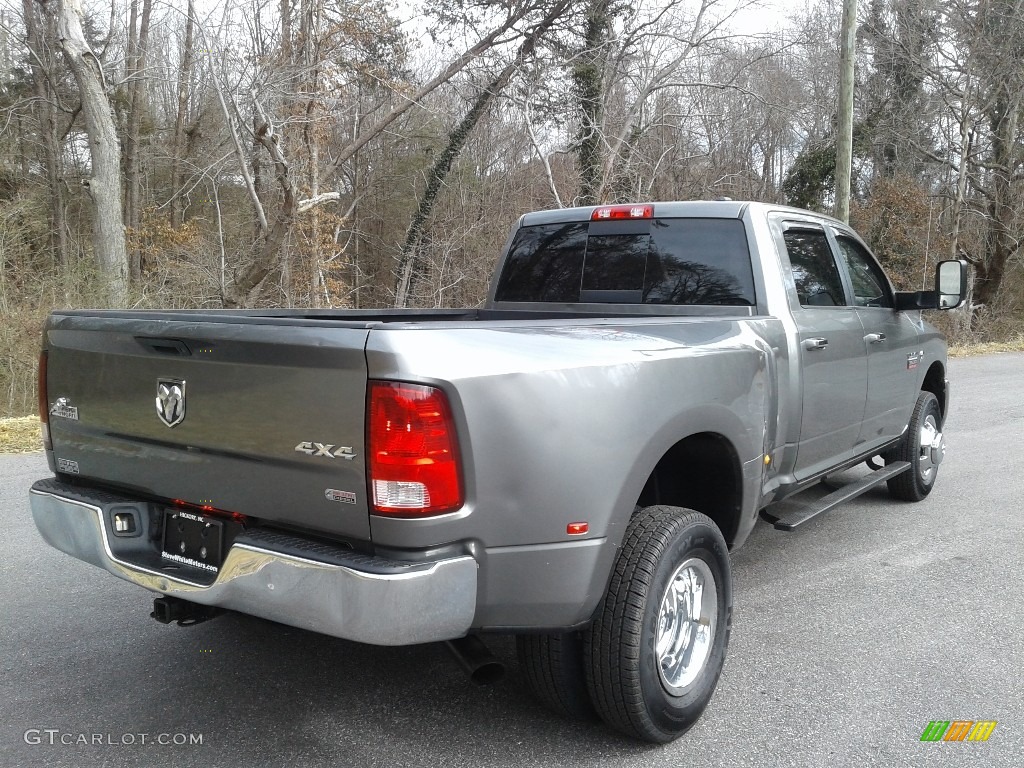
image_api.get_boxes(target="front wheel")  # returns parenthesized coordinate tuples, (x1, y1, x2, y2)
(584, 506, 732, 743)
(885, 391, 944, 501)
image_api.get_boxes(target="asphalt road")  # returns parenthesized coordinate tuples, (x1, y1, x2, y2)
(1, 353, 1021, 768)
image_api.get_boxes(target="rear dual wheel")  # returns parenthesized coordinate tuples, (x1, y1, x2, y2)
(516, 631, 594, 720)
(518, 506, 732, 743)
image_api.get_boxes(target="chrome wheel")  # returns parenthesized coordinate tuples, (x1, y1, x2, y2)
(886, 391, 943, 502)
(585, 507, 731, 742)
(656, 557, 718, 695)
(918, 414, 944, 485)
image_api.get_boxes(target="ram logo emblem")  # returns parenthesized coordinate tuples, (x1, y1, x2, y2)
(156, 379, 186, 427)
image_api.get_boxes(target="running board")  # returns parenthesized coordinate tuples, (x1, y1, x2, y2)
(759, 461, 911, 531)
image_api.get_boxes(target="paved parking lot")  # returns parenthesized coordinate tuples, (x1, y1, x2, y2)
(1, 353, 1021, 767)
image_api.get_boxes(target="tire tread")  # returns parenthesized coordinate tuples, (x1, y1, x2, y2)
(886, 391, 941, 501)
(584, 506, 729, 742)
(517, 632, 594, 720)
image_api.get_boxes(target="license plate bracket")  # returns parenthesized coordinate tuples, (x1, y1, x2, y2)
(161, 510, 225, 573)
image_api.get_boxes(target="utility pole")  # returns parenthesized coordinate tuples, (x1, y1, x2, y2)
(835, 0, 857, 223)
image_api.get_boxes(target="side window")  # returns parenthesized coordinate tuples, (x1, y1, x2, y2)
(834, 236, 893, 308)
(782, 228, 848, 307)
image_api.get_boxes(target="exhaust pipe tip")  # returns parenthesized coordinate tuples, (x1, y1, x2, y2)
(445, 635, 505, 685)
(468, 659, 505, 686)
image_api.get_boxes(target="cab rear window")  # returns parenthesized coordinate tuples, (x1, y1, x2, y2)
(494, 218, 755, 305)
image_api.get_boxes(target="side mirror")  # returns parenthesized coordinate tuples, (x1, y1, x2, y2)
(936, 259, 967, 309)
(895, 259, 968, 311)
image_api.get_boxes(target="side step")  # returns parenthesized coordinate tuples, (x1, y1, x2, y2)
(760, 461, 911, 531)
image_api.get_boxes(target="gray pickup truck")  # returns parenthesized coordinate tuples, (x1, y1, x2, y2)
(29, 201, 965, 743)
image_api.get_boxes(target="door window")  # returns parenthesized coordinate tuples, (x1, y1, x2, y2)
(782, 228, 848, 307)
(834, 236, 893, 308)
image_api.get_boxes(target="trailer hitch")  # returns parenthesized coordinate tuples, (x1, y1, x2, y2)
(150, 596, 224, 626)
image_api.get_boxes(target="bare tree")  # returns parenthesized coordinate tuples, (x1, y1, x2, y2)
(168, 0, 195, 230)
(394, 0, 572, 307)
(21, 0, 68, 267)
(212, 0, 570, 306)
(963, 0, 1023, 312)
(123, 0, 153, 281)
(572, 0, 614, 205)
(917, 0, 1024, 317)
(50, 0, 128, 305)
(570, 0, 770, 204)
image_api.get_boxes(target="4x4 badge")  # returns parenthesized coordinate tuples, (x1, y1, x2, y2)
(295, 442, 356, 460)
(156, 379, 186, 427)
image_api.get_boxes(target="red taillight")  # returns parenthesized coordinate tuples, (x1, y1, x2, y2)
(591, 204, 653, 221)
(368, 381, 463, 517)
(38, 350, 51, 450)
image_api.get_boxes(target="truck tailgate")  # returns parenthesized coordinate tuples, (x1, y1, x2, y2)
(43, 315, 372, 540)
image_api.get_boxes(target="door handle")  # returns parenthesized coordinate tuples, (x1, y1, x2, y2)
(802, 337, 829, 351)
(864, 333, 887, 344)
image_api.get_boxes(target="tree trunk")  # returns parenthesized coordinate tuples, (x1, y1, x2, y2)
(573, 0, 613, 206)
(169, 0, 195, 230)
(972, 89, 1021, 312)
(223, 110, 296, 306)
(52, 0, 128, 305)
(23, 0, 69, 268)
(326, 1, 552, 176)
(124, 0, 153, 281)
(226, 0, 569, 306)
(251, 109, 266, 245)
(300, 0, 322, 307)
(394, 3, 568, 307)
(393, 68, 513, 308)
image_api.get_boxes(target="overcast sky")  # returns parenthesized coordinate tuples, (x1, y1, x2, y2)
(724, 0, 809, 35)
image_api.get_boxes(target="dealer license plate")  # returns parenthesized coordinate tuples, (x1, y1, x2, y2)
(161, 510, 224, 573)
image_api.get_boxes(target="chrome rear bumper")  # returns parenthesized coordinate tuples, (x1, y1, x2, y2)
(29, 479, 477, 646)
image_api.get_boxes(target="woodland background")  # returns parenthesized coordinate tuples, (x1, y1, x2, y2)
(1, 0, 1022, 417)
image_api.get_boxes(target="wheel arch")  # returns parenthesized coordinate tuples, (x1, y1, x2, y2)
(583, 407, 758, 628)
(921, 361, 947, 422)
(634, 432, 745, 548)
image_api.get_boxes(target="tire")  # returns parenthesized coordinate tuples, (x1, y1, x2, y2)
(516, 632, 595, 720)
(583, 506, 732, 743)
(885, 391, 944, 502)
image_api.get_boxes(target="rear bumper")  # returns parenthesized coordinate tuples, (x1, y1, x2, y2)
(28, 479, 477, 646)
